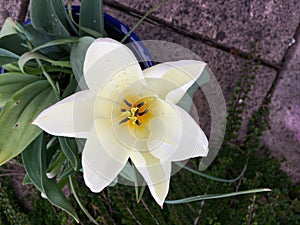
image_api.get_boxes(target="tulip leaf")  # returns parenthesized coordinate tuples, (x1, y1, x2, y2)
(23, 174, 32, 185)
(165, 188, 271, 204)
(62, 77, 78, 98)
(30, 0, 69, 37)
(0, 34, 28, 56)
(46, 151, 66, 179)
(59, 137, 80, 170)
(70, 36, 94, 90)
(22, 134, 79, 223)
(18, 52, 71, 73)
(58, 163, 76, 180)
(0, 80, 57, 166)
(0, 48, 19, 67)
(0, 17, 17, 38)
(14, 23, 69, 58)
(79, 0, 104, 37)
(31, 38, 78, 53)
(0, 73, 41, 107)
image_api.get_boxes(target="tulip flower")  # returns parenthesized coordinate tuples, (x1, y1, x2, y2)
(33, 38, 209, 206)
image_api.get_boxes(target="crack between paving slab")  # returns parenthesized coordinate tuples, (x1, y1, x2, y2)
(264, 21, 300, 104)
(103, 0, 281, 71)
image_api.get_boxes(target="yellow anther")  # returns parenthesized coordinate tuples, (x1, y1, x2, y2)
(128, 107, 138, 124)
(129, 107, 138, 117)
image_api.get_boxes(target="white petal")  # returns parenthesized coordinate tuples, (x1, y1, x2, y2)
(144, 60, 206, 104)
(146, 100, 208, 162)
(83, 38, 144, 98)
(82, 119, 130, 192)
(130, 151, 171, 206)
(145, 98, 182, 161)
(166, 105, 208, 161)
(32, 90, 96, 138)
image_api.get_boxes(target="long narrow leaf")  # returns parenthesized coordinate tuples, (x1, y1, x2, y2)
(59, 137, 80, 170)
(18, 52, 71, 74)
(0, 48, 19, 67)
(165, 188, 271, 204)
(22, 134, 79, 222)
(79, 0, 104, 37)
(31, 38, 78, 53)
(175, 162, 247, 183)
(30, 0, 69, 36)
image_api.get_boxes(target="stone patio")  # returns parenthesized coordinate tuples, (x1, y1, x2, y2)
(0, 0, 299, 182)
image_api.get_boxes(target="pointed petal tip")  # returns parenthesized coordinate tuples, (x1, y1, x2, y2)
(83, 172, 104, 193)
(31, 114, 45, 127)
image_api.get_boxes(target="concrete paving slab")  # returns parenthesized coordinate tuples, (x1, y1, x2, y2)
(0, 0, 28, 27)
(104, 5, 277, 138)
(104, 0, 300, 65)
(262, 28, 300, 182)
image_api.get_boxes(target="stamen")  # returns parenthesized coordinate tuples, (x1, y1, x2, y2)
(135, 120, 142, 126)
(123, 99, 132, 107)
(120, 108, 127, 112)
(119, 117, 129, 125)
(136, 101, 145, 108)
(138, 107, 150, 116)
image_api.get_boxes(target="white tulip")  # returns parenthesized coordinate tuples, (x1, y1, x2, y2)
(33, 38, 209, 207)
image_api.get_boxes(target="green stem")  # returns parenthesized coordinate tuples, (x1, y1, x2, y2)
(37, 59, 60, 100)
(69, 175, 100, 225)
(67, 0, 102, 38)
(26, 40, 60, 100)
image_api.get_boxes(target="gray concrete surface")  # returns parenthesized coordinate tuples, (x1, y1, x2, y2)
(104, 0, 300, 65)
(0, 0, 28, 26)
(262, 26, 300, 182)
(0, 0, 299, 182)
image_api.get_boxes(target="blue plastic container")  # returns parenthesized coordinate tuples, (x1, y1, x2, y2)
(0, 6, 153, 73)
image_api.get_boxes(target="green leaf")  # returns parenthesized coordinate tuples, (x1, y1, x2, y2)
(46, 151, 66, 179)
(22, 134, 79, 222)
(66, 1, 102, 38)
(70, 36, 94, 89)
(0, 17, 17, 38)
(51, 0, 78, 36)
(0, 80, 57, 166)
(62, 77, 78, 98)
(165, 188, 271, 204)
(119, 162, 136, 183)
(2, 64, 21, 73)
(18, 52, 71, 73)
(30, 0, 70, 36)
(31, 38, 78, 53)
(175, 162, 247, 183)
(14, 23, 67, 58)
(59, 137, 80, 170)
(58, 163, 76, 180)
(79, 0, 104, 37)
(0, 73, 41, 107)
(0, 34, 28, 55)
(0, 48, 19, 67)
(23, 174, 32, 185)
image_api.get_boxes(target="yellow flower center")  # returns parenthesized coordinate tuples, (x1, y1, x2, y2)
(118, 96, 154, 127)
